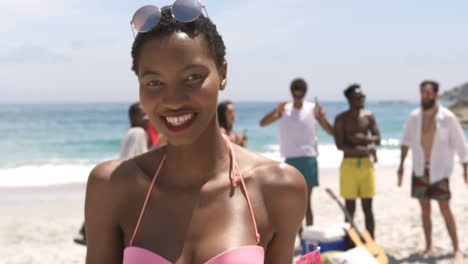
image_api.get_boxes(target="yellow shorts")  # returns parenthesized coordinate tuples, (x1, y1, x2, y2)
(340, 158, 375, 199)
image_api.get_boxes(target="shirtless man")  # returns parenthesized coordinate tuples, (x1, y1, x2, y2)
(334, 84, 380, 238)
(398, 80, 467, 263)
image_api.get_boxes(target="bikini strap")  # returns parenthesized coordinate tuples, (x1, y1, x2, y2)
(236, 162, 261, 243)
(222, 135, 261, 244)
(222, 134, 238, 188)
(129, 154, 167, 246)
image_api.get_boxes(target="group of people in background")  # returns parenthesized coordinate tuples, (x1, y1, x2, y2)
(77, 78, 467, 262)
(218, 78, 468, 258)
(214, 77, 467, 261)
(260, 78, 379, 240)
(258, 78, 467, 262)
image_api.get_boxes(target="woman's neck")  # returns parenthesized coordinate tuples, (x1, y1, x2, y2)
(163, 121, 231, 189)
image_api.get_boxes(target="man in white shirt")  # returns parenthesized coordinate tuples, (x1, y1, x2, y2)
(259, 78, 333, 232)
(398, 80, 468, 262)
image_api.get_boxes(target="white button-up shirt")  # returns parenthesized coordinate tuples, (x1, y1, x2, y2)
(402, 105, 468, 183)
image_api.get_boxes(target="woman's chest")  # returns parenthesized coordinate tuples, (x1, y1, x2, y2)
(119, 185, 270, 263)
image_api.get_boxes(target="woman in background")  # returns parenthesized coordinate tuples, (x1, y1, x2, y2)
(217, 100, 247, 147)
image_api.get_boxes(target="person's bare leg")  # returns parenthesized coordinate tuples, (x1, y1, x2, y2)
(345, 199, 356, 223)
(299, 186, 313, 238)
(361, 198, 375, 239)
(306, 187, 313, 226)
(419, 199, 432, 258)
(438, 200, 463, 262)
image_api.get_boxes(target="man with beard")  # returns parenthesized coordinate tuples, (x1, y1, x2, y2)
(398, 80, 467, 263)
(334, 84, 380, 239)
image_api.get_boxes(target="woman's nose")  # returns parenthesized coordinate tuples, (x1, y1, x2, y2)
(162, 86, 189, 109)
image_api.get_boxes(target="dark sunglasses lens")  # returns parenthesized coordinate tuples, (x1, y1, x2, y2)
(172, 0, 203, 22)
(292, 92, 305, 99)
(131, 5, 161, 32)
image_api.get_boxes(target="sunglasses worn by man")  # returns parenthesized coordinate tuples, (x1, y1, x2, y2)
(130, 0, 209, 37)
(350, 93, 366, 100)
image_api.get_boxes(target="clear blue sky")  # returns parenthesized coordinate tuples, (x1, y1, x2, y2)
(1, 0, 467, 102)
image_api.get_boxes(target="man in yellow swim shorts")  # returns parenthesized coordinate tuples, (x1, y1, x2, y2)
(333, 84, 381, 238)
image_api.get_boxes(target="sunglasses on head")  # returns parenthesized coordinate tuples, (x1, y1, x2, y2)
(130, 0, 208, 37)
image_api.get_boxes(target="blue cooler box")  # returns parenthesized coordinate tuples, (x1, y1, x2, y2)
(301, 223, 350, 255)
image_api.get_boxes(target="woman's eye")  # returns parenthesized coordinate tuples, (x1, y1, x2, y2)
(187, 74, 203, 82)
(146, 80, 163, 87)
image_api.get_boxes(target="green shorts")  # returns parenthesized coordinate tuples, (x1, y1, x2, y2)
(285, 156, 318, 187)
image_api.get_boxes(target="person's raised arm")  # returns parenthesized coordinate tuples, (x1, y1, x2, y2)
(259, 102, 287, 127)
(85, 160, 125, 264)
(314, 103, 334, 136)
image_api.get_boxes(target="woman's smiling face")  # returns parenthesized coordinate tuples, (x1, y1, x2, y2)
(137, 32, 227, 146)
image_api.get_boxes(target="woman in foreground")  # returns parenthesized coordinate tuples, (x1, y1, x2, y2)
(85, 1, 306, 263)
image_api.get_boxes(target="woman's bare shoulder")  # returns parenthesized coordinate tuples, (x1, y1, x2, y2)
(86, 157, 145, 198)
(235, 146, 307, 231)
(88, 158, 139, 185)
(234, 146, 306, 192)
(89, 147, 166, 183)
(88, 160, 123, 182)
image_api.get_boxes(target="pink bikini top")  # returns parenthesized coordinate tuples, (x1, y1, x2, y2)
(123, 135, 265, 263)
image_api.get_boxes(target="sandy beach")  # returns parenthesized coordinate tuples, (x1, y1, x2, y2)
(1, 165, 466, 264)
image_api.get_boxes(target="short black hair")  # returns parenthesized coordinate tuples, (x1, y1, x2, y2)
(129, 102, 144, 118)
(420, 80, 439, 94)
(217, 100, 233, 130)
(290, 78, 307, 93)
(131, 6, 226, 75)
(344, 83, 361, 99)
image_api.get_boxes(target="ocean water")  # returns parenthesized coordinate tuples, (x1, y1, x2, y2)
(1, 101, 465, 187)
